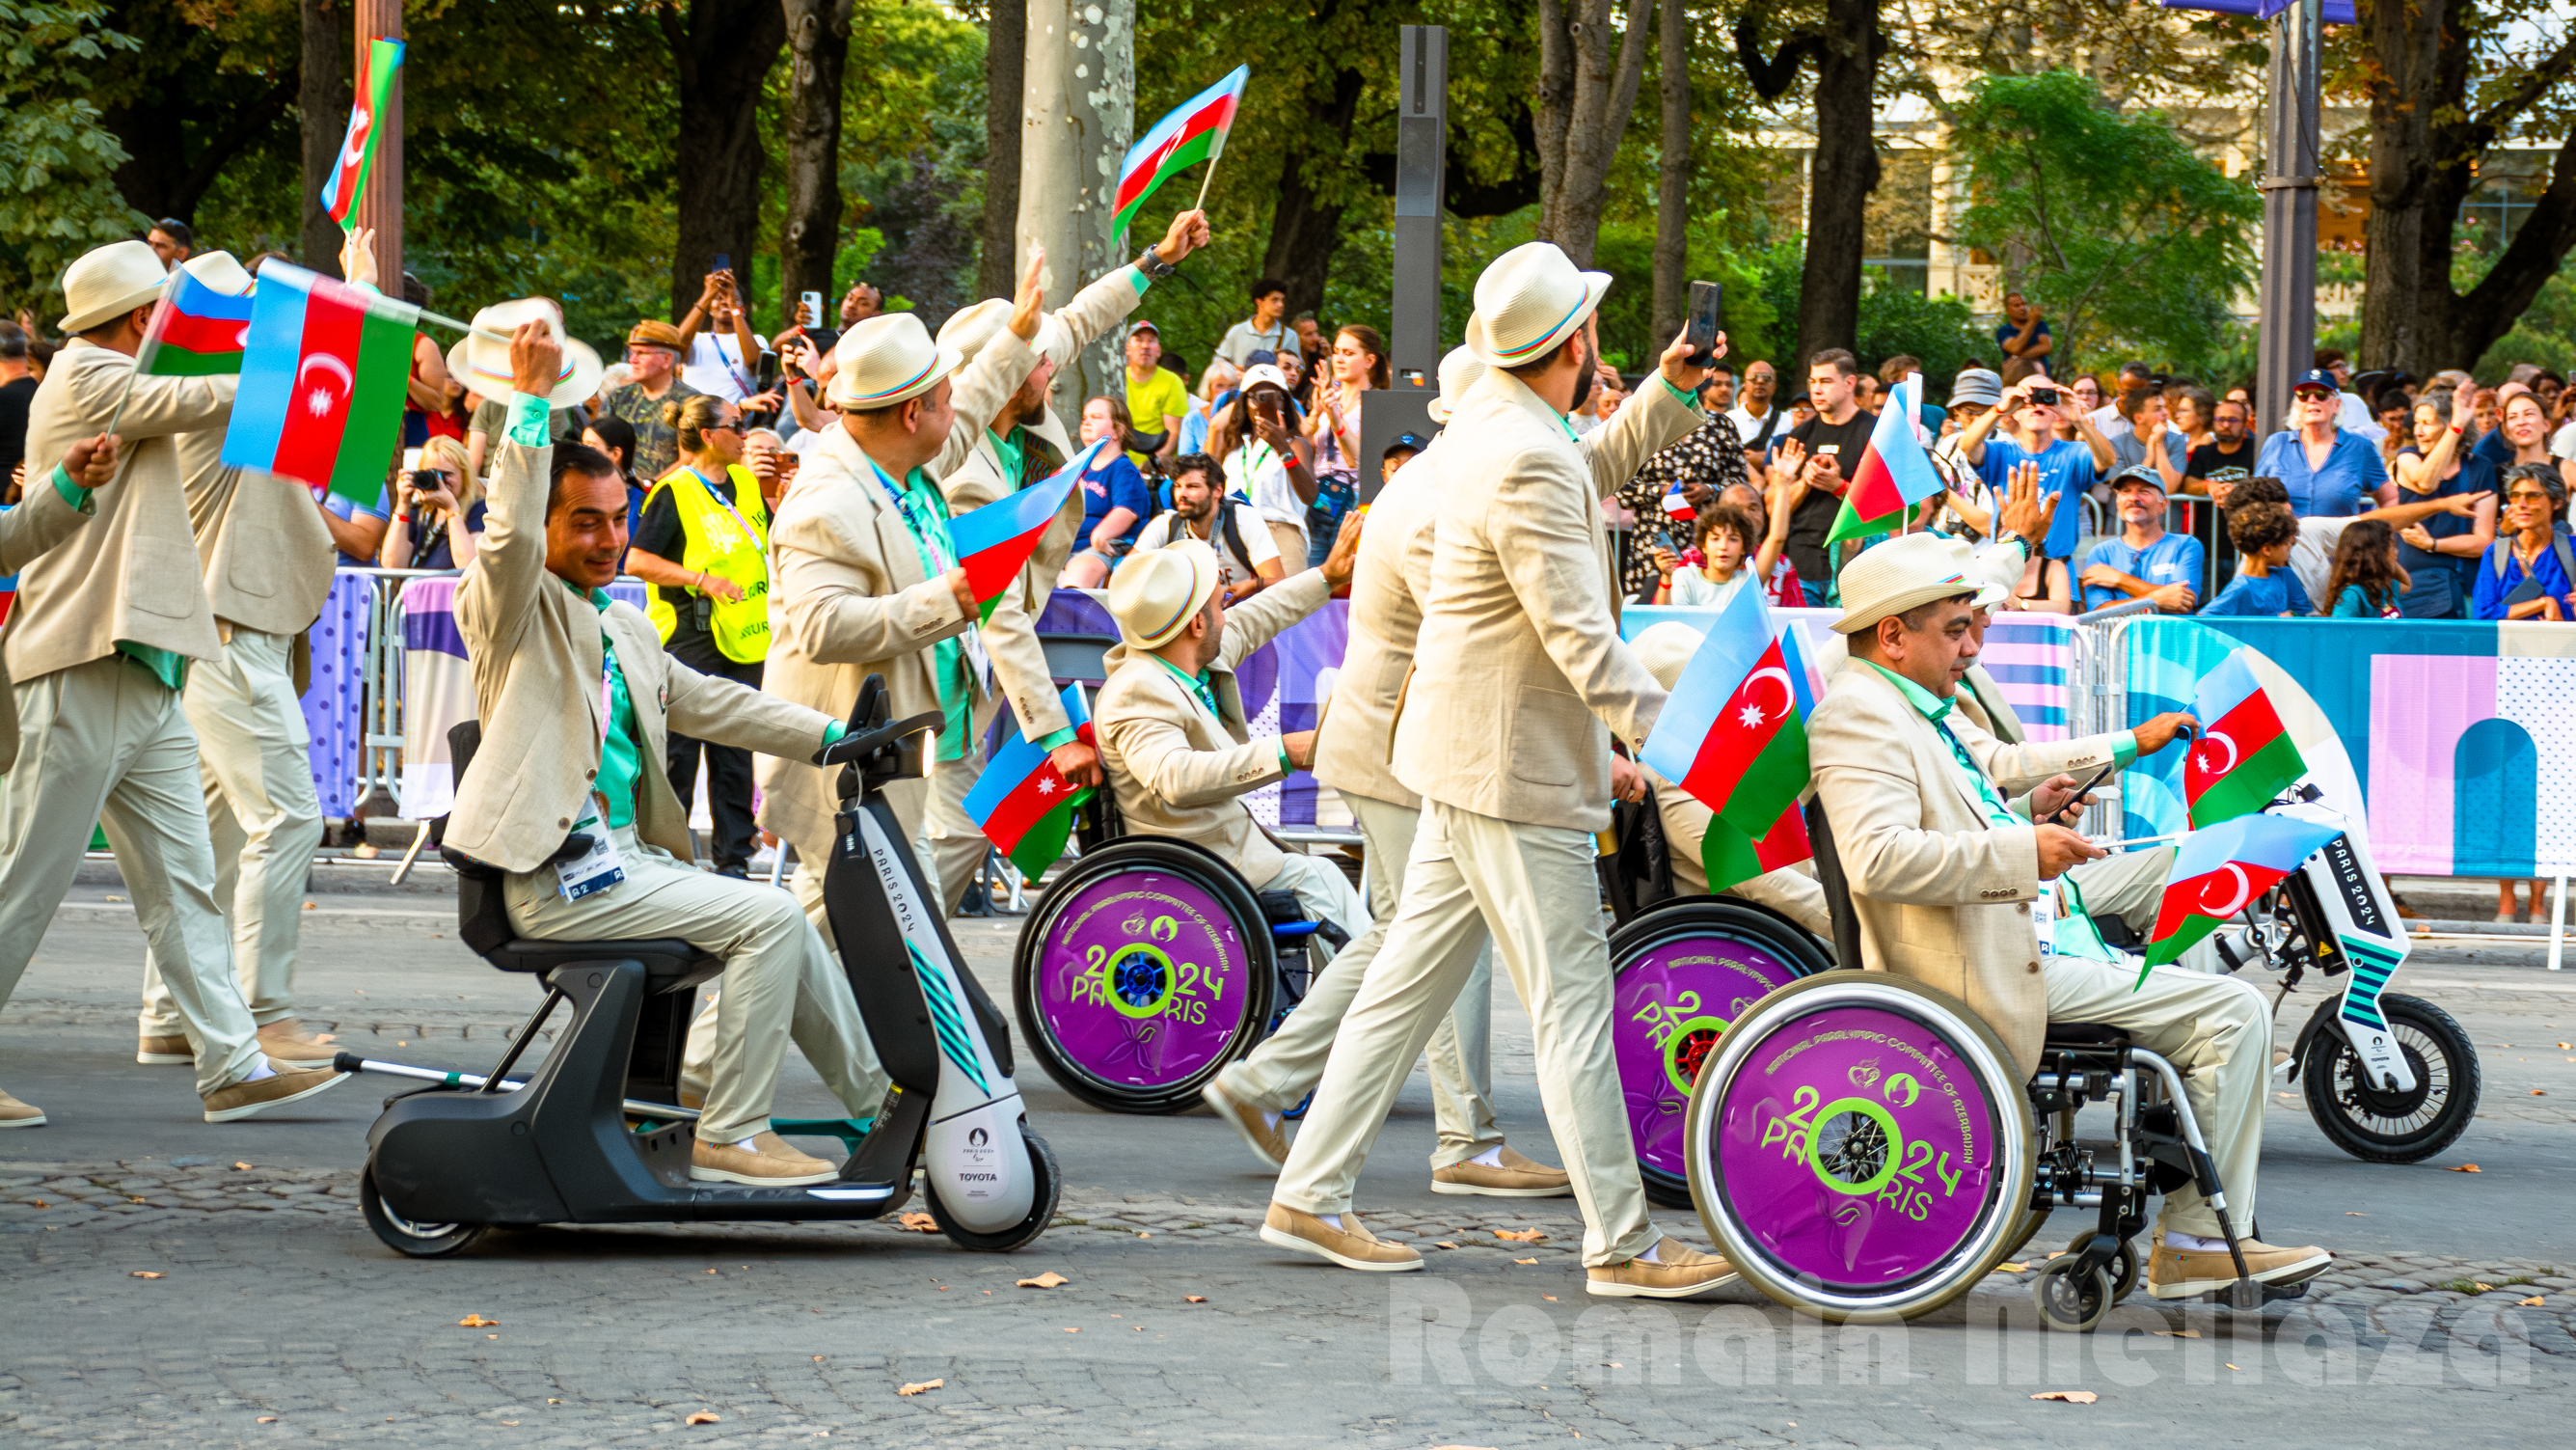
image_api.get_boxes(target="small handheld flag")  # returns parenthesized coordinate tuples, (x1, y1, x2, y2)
(222, 260, 421, 506)
(2142, 813, 2343, 977)
(1639, 584, 1812, 890)
(1661, 485, 1697, 523)
(134, 268, 254, 378)
(1825, 374, 1943, 543)
(1115, 66, 1248, 241)
(321, 39, 406, 230)
(2183, 648, 2306, 828)
(963, 685, 1098, 878)
(951, 439, 1100, 622)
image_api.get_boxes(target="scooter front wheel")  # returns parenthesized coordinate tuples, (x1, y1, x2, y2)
(2302, 994, 2480, 1163)
(927, 1129, 1061, 1253)
(360, 1166, 489, 1258)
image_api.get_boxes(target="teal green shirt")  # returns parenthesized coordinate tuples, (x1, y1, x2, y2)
(562, 578, 645, 830)
(47, 462, 189, 693)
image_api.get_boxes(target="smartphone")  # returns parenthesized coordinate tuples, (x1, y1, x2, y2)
(2029, 385, 2060, 406)
(2049, 762, 2118, 827)
(712, 253, 731, 276)
(800, 289, 823, 322)
(1684, 280, 1724, 369)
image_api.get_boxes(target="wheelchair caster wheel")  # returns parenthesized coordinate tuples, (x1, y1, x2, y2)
(2032, 1257, 2116, 1333)
(2067, 1232, 2141, 1302)
(1280, 1089, 1314, 1122)
(360, 1167, 488, 1258)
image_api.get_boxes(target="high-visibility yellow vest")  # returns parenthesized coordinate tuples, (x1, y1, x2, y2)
(644, 463, 772, 663)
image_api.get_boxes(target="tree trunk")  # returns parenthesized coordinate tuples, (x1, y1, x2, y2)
(1017, 0, 1133, 421)
(659, 0, 790, 321)
(781, 0, 854, 322)
(980, 0, 1026, 301)
(1534, 0, 1655, 266)
(1796, 0, 1881, 366)
(2359, 3, 2576, 374)
(1651, 0, 1690, 349)
(299, 0, 351, 272)
(1260, 66, 1366, 324)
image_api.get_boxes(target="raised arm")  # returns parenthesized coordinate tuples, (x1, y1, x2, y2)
(68, 353, 232, 445)
(664, 649, 839, 757)
(1581, 328, 1712, 499)
(452, 323, 563, 642)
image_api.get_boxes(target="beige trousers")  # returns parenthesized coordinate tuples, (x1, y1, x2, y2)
(2064, 845, 2177, 939)
(1217, 792, 1503, 1168)
(504, 823, 886, 1144)
(2043, 952, 2271, 1237)
(1273, 799, 1657, 1266)
(0, 656, 262, 1094)
(139, 628, 324, 1032)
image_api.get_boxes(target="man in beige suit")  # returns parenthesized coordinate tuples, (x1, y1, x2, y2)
(1262, 244, 1727, 1298)
(133, 251, 341, 1070)
(0, 239, 343, 1124)
(447, 322, 882, 1189)
(1806, 532, 2330, 1299)
(920, 211, 1210, 912)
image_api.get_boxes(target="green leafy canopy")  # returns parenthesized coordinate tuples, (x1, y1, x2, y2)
(0, 1, 146, 318)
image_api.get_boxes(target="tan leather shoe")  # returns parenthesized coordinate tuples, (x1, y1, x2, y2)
(2145, 1230, 2332, 1300)
(1258, 1203, 1423, 1272)
(202, 1066, 346, 1122)
(0, 1086, 46, 1128)
(137, 1034, 193, 1065)
(254, 1019, 340, 1068)
(1586, 1241, 1738, 1300)
(1202, 1072, 1288, 1169)
(691, 1135, 837, 1187)
(1431, 1145, 1572, 1198)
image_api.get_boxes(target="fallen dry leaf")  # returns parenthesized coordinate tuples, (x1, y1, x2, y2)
(2346, 1212, 2369, 1217)
(2450, 1164, 2482, 1173)
(2474, 1282, 2494, 1292)
(896, 1379, 943, 1396)
(685, 1410, 720, 1424)
(2031, 1391, 2097, 1404)
(232, 1162, 252, 1170)
(2156, 1329, 2201, 1339)
(1017, 1272, 1070, 1289)
(895, 1212, 939, 1233)
(2558, 1042, 2570, 1051)
(2521, 1296, 2548, 1306)
(2046, 1249, 2067, 1260)
(1541, 1295, 1558, 1301)
(458, 1315, 498, 1327)
(1136, 1231, 1151, 1239)
(1184, 1296, 1207, 1303)
(1997, 1262, 2029, 1272)
(257, 1415, 277, 1422)
(1435, 1241, 1458, 1249)
(1514, 1257, 1538, 1265)
(1062, 1327, 1080, 1333)
(1495, 1228, 1546, 1243)
(2534, 1090, 2548, 1096)
(129, 1271, 163, 1279)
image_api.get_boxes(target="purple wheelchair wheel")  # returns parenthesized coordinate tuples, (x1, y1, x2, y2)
(1013, 839, 1276, 1113)
(1683, 971, 2035, 1322)
(1608, 899, 1833, 1209)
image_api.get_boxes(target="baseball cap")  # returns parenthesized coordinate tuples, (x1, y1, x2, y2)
(1127, 318, 1160, 337)
(2108, 463, 2167, 495)
(1950, 368, 2002, 408)
(2292, 368, 2340, 395)
(1384, 432, 1428, 458)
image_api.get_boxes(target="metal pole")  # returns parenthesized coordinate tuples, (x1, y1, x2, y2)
(1361, 24, 1447, 504)
(355, 0, 403, 286)
(2253, 0, 2321, 443)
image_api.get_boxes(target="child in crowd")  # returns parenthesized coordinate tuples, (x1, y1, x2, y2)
(1649, 498, 1800, 608)
(2321, 517, 2409, 617)
(2200, 500, 2314, 616)
(1059, 397, 1153, 588)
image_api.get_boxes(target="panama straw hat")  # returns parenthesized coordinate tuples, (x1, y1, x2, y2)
(1107, 538, 1222, 649)
(59, 239, 169, 334)
(179, 250, 256, 297)
(829, 313, 959, 410)
(1833, 532, 1980, 635)
(1631, 620, 1706, 693)
(452, 297, 605, 408)
(936, 299, 1073, 454)
(1461, 241, 1610, 369)
(1428, 344, 1488, 424)
(1939, 537, 2011, 611)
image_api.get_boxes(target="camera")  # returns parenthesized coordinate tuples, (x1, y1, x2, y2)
(2028, 386, 2060, 406)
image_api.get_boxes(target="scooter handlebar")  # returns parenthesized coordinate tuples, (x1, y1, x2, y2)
(817, 709, 946, 769)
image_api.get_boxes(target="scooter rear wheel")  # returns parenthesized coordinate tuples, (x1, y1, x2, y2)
(1609, 898, 1832, 1209)
(360, 1166, 488, 1258)
(1014, 840, 1276, 1113)
(927, 1129, 1061, 1253)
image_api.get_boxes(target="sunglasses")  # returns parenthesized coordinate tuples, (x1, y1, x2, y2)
(2294, 389, 2336, 400)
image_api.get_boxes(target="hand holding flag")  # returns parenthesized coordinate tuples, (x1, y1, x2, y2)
(2142, 813, 2343, 980)
(951, 439, 1104, 622)
(1825, 373, 1943, 544)
(964, 685, 1100, 878)
(1116, 67, 1248, 240)
(221, 260, 421, 506)
(2183, 648, 2306, 828)
(1638, 586, 1817, 890)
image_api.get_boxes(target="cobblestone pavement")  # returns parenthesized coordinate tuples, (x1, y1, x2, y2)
(7, 894, 2576, 1443)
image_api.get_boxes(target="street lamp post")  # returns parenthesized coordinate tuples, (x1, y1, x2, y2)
(2253, 0, 2322, 441)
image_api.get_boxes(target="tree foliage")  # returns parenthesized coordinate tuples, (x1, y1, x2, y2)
(0, 1, 145, 317)
(1948, 69, 2257, 374)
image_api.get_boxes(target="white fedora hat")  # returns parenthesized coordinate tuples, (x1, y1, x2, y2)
(59, 239, 168, 334)
(1428, 343, 1488, 424)
(829, 312, 959, 410)
(1832, 532, 1980, 635)
(450, 296, 605, 408)
(937, 299, 1073, 454)
(1631, 620, 1706, 693)
(1941, 537, 2010, 611)
(1462, 241, 1610, 368)
(1106, 538, 1221, 649)
(179, 250, 256, 297)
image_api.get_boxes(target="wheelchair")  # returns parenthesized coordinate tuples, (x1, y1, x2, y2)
(1010, 758, 1349, 1114)
(1614, 797, 2288, 1330)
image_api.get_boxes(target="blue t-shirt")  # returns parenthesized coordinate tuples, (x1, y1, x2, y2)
(2200, 569, 2314, 617)
(2471, 535, 2576, 621)
(1995, 317, 2051, 353)
(2393, 452, 2494, 618)
(1078, 452, 1152, 549)
(321, 481, 393, 567)
(2079, 530, 2206, 610)
(1974, 437, 2094, 559)
(2254, 428, 2388, 518)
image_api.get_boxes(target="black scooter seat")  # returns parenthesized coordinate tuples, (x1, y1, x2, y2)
(483, 937, 718, 987)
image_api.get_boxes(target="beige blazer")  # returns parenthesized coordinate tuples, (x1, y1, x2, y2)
(1315, 384, 1696, 811)
(757, 328, 1044, 849)
(1806, 661, 2123, 1074)
(1095, 568, 1332, 889)
(447, 437, 833, 873)
(1389, 369, 1699, 832)
(0, 478, 106, 772)
(11, 340, 234, 686)
(176, 427, 337, 638)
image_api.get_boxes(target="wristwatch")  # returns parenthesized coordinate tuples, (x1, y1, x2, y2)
(1135, 246, 1179, 281)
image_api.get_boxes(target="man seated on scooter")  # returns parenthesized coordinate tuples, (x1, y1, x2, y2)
(1625, 622, 1831, 938)
(1806, 533, 2333, 1300)
(1094, 519, 1367, 962)
(445, 321, 892, 1190)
